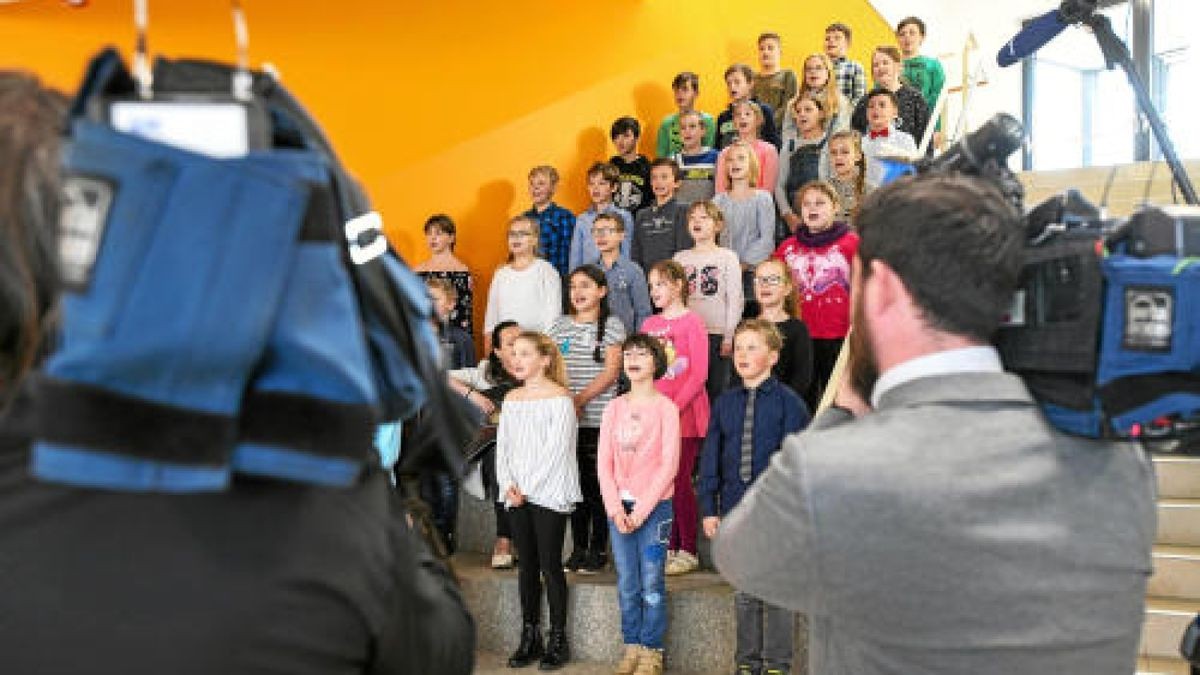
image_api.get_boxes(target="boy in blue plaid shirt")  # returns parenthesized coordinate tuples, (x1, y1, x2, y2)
(524, 165, 576, 279)
(824, 22, 867, 108)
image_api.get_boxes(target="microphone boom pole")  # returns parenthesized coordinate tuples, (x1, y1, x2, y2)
(1082, 12, 1198, 205)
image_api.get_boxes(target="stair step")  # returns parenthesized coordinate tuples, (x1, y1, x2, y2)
(1152, 546, 1200, 601)
(473, 650, 712, 674)
(1159, 501, 1200, 547)
(1137, 655, 1192, 674)
(454, 552, 804, 674)
(1154, 456, 1200, 500)
(1143, 597, 1200, 659)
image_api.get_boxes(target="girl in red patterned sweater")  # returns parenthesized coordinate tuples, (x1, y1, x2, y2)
(772, 180, 858, 403)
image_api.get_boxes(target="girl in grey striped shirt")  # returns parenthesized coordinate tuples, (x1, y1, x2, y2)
(549, 265, 626, 575)
(495, 331, 581, 670)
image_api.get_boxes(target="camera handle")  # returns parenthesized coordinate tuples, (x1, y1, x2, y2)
(1083, 12, 1199, 205)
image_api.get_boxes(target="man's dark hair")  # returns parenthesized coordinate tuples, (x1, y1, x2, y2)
(0, 71, 67, 401)
(650, 157, 682, 181)
(856, 174, 1022, 342)
(897, 16, 927, 36)
(610, 116, 641, 141)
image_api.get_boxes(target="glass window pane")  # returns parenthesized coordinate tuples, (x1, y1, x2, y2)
(1027, 2, 1137, 169)
(1092, 69, 1136, 166)
(1031, 62, 1083, 170)
(1154, 0, 1199, 160)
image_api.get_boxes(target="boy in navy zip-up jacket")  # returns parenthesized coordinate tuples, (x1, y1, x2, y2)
(699, 318, 808, 674)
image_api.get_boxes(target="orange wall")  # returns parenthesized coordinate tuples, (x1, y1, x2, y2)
(1, 0, 892, 338)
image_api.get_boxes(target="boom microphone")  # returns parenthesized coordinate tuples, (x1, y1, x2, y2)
(998, 0, 1101, 67)
(997, 9, 1069, 67)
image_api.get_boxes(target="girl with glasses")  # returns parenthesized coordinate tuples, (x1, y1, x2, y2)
(482, 214, 562, 354)
(753, 258, 815, 408)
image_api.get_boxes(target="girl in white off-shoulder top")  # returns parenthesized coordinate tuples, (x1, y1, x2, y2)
(494, 331, 581, 669)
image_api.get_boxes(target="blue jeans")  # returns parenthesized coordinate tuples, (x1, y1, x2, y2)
(609, 499, 673, 649)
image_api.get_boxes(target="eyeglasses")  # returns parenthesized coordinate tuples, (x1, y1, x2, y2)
(507, 231, 534, 239)
(592, 227, 619, 237)
(754, 275, 786, 286)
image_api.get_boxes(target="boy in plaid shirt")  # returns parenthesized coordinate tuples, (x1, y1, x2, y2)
(824, 22, 867, 108)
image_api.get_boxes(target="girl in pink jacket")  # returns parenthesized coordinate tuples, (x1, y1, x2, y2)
(598, 333, 680, 675)
(639, 260, 709, 576)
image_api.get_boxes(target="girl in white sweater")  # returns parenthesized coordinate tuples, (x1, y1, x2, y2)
(483, 214, 562, 353)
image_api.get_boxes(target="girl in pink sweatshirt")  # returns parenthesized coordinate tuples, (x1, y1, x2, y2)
(597, 333, 680, 674)
(639, 260, 709, 576)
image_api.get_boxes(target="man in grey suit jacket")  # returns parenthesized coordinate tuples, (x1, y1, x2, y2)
(713, 173, 1157, 675)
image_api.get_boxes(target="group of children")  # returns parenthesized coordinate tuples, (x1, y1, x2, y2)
(413, 16, 946, 675)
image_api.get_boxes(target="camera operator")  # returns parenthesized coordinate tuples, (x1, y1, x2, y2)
(714, 172, 1156, 674)
(0, 70, 474, 675)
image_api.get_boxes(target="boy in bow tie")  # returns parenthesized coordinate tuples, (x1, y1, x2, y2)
(859, 88, 916, 189)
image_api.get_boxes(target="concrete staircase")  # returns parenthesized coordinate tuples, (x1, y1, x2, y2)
(453, 494, 787, 674)
(1140, 456, 1200, 674)
(455, 453, 1200, 674)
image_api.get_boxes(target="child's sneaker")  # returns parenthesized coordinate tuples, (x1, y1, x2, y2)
(614, 644, 640, 675)
(562, 549, 587, 573)
(665, 550, 699, 575)
(578, 550, 606, 575)
(633, 647, 663, 675)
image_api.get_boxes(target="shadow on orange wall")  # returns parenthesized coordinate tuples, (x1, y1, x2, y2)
(632, 81, 674, 153)
(455, 179, 517, 265)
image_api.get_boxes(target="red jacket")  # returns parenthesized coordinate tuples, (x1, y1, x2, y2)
(773, 231, 859, 339)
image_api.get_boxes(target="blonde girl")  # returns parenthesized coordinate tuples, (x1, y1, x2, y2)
(793, 53, 851, 132)
(715, 100, 779, 192)
(827, 129, 867, 220)
(753, 258, 815, 406)
(673, 201, 744, 403)
(496, 331, 581, 669)
(771, 181, 859, 404)
(483, 214, 562, 354)
(777, 95, 834, 233)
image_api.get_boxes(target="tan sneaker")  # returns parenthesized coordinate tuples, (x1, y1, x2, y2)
(633, 647, 663, 675)
(665, 550, 698, 575)
(614, 644, 640, 675)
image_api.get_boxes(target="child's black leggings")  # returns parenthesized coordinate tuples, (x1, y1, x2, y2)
(508, 502, 569, 629)
(810, 337, 844, 410)
(570, 427, 607, 556)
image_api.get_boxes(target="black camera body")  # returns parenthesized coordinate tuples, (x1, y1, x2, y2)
(913, 114, 1200, 449)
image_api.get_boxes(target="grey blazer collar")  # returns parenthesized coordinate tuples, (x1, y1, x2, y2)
(873, 371, 1034, 411)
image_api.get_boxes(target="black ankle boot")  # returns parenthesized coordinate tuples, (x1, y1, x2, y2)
(507, 623, 543, 668)
(538, 628, 569, 671)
